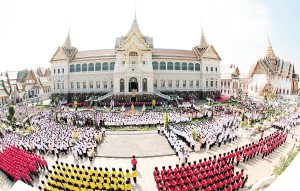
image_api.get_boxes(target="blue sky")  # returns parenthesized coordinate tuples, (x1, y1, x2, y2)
(0, 0, 299, 75)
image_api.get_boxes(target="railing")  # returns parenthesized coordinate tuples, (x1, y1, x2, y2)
(154, 91, 170, 100)
(98, 92, 113, 102)
(154, 86, 221, 91)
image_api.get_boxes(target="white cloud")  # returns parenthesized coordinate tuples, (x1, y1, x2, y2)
(0, 0, 271, 73)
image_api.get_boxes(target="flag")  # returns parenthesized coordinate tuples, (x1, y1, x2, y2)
(87, 107, 91, 110)
(59, 100, 61, 106)
(74, 101, 77, 111)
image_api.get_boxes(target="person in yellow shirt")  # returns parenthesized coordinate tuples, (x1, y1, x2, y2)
(60, 162, 65, 170)
(71, 164, 77, 172)
(66, 163, 71, 172)
(93, 167, 99, 177)
(131, 168, 137, 183)
(45, 175, 52, 185)
(104, 175, 111, 184)
(111, 174, 118, 185)
(82, 165, 87, 174)
(117, 174, 125, 185)
(110, 183, 117, 191)
(118, 168, 125, 178)
(95, 179, 102, 190)
(80, 185, 87, 191)
(125, 180, 132, 191)
(76, 177, 83, 187)
(103, 179, 110, 190)
(41, 181, 49, 191)
(104, 168, 111, 178)
(99, 167, 104, 177)
(84, 172, 90, 182)
(125, 169, 131, 183)
(111, 168, 118, 178)
(82, 177, 89, 188)
(38, 186, 43, 191)
(118, 181, 125, 191)
(55, 161, 61, 169)
(87, 166, 93, 176)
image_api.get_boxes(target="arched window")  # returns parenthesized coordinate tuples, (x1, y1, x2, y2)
(95, 62, 101, 71)
(102, 62, 108, 70)
(110, 62, 115, 70)
(143, 78, 147, 92)
(167, 62, 173, 70)
(82, 64, 87, 72)
(175, 62, 180, 70)
(160, 62, 166, 70)
(182, 62, 187, 70)
(76, 64, 81, 72)
(189, 63, 194, 70)
(195, 63, 200, 71)
(152, 61, 158, 70)
(70, 65, 75, 72)
(88, 63, 94, 71)
(120, 78, 124, 92)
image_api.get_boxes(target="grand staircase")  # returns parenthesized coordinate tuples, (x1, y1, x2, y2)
(154, 91, 170, 100)
(98, 92, 113, 102)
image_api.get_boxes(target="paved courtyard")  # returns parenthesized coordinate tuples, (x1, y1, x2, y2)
(0, 125, 299, 191)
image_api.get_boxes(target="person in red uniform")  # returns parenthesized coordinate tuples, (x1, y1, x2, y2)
(131, 155, 137, 169)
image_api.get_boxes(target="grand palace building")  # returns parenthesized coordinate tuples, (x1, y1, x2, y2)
(51, 13, 221, 103)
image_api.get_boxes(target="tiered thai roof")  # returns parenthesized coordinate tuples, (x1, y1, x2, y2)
(115, 12, 153, 50)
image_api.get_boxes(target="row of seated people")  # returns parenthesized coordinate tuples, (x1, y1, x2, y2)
(0, 146, 48, 186)
(40, 162, 136, 191)
(154, 161, 247, 191)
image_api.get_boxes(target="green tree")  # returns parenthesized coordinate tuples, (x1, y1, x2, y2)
(191, 129, 199, 140)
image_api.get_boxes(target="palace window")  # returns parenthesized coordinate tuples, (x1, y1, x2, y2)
(168, 80, 172, 87)
(196, 80, 199, 87)
(152, 62, 158, 70)
(70, 65, 75, 72)
(58, 69, 60, 74)
(161, 80, 165, 87)
(57, 82, 60, 89)
(189, 80, 193, 87)
(215, 81, 218, 87)
(111, 81, 113, 88)
(189, 63, 194, 71)
(103, 81, 107, 88)
(215, 67, 218, 72)
(71, 82, 74, 89)
(82, 64, 87, 72)
(160, 62, 166, 70)
(83, 82, 86, 89)
(110, 62, 115, 70)
(175, 62, 180, 70)
(211, 67, 213, 73)
(122, 61, 125, 65)
(143, 78, 147, 92)
(95, 63, 101, 71)
(228, 82, 230, 88)
(54, 69, 56, 74)
(76, 64, 81, 72)
(183, 80, 186, 87)
(167, 62, 173, 70)
(96, 81, 100, 88)
(62, 82, 64, 89)
(182, 63, 187, 70)
(89, 81, 93, 89)
(102, 62, 108, 70)
(154, 80, 157, 88)
(176, 80, 179, 88)
(195, 63, 200, 71)
(77, 82, 80, 89)
(53, 83, 55, 89)
(206, 81, 208, 87)
(120, 79, 124, 92)
(211, 81, 213, 87)
(132, 61, 136, 65)
(62, 68, 64, 74)
(142, 61, 145, 65)
(206, 67, 208, 72)
(88, 63, 94, 71)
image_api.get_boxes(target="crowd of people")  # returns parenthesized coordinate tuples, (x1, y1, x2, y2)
(39, 162, 137, 191)
(0, 146, 48, 186)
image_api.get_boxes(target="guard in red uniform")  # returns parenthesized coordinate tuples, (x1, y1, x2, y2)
(131, 155, 137, 169)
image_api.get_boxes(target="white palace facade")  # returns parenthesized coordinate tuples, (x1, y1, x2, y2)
(51, 13, 221, 103)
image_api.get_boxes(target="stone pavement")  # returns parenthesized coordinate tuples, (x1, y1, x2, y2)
(0, 125, 299, 191)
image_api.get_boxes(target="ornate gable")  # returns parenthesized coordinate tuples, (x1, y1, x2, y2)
(116, 32, 152, 52)
(253, 62, 266, 74)
(202, 45, 221, 60)
(51, 46, 68, 62)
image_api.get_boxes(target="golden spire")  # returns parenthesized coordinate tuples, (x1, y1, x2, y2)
(199, 23, 209, 49)
(63, 28, 72, 48)
(124, 6, 144, 38)
(265, 34, 276, 60)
